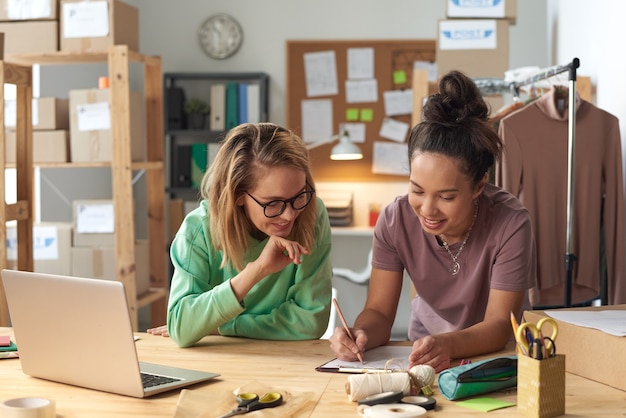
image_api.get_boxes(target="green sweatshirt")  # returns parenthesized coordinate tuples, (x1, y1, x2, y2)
(167, 198, 333, 347)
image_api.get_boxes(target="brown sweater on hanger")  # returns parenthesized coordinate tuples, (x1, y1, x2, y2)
(496, 87, 626, 307)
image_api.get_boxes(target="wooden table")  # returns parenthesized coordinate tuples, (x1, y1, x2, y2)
(1, 328, 624, 416)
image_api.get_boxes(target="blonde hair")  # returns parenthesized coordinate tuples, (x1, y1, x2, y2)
(200, 123, 317, 271)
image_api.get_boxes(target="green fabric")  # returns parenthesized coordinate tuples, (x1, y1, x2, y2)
(167, 198, 333, 347)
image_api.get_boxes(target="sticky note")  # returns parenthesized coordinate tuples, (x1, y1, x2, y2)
(393, 70, 407, 84)
(0, 335, 10, 346)
(457, 397, 516, 412)
(346, 108, 359, 121)
(360, 108, 374, 122)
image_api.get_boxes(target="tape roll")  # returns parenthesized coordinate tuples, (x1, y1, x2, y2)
(358, 391, 404, 406)
(401, 395, 437, 410)
(1, 397, 55, 418)
(363, 403, 427, 418)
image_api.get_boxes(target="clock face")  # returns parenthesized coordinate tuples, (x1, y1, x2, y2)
(198, 14, 244, 59)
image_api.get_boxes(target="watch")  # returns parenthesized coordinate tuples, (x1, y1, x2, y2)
(198, 13, 244, 59)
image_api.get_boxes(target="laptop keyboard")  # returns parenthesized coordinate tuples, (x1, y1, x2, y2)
(141, 372, 182, 388)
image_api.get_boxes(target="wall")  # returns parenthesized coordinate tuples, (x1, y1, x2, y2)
(549, 0, 626, 185)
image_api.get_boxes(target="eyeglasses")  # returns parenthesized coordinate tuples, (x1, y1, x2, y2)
(245, 185, 315, 218)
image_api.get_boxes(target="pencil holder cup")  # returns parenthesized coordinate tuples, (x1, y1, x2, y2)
(517, 354, 566, 418)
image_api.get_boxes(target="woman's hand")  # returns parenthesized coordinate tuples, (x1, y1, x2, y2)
(408, 335, 451, 373)
(329, 326, 367, 361)
(146, 325, 170, 337)
(255, 235, 310, 276)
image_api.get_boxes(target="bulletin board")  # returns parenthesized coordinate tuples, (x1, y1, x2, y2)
(286, 39, 436, 182)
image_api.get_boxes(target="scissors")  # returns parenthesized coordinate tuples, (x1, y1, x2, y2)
(218, 392, 283, 417)
(516, 318, 559, 359)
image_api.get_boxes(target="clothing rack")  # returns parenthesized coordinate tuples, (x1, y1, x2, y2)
(513, 58, 581, 308)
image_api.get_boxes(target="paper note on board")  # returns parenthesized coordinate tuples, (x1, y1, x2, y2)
(301, 99, 333, 143)
(379, 118, 410, 143)
(346, 79, 378, 103)
(372, 141, 410, 176)
(347, 47, 374, 80)
(304, 50, 338, 97)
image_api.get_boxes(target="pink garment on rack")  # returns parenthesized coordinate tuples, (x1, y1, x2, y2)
(496, 87, 626, 306)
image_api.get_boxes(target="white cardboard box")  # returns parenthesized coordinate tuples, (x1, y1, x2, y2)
(6, 222, 73, 275)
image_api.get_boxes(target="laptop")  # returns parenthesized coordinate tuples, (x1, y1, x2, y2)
(1, 269, 220, 398)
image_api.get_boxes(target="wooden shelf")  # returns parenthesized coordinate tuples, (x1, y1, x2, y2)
(1, 46, 168, 331)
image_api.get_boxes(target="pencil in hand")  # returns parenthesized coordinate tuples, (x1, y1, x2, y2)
(332, 298, 364, 364)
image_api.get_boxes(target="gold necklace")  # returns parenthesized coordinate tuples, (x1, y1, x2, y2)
(439, 202, 478, 275)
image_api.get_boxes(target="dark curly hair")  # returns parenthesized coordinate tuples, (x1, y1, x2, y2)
(408, 70, 503, 186)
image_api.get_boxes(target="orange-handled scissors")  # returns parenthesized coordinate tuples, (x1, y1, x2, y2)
(516, 317, 559, 358)
(218, 392, 283, 417)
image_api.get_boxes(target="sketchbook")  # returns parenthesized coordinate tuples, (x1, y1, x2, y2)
(316, 345, 412, 373)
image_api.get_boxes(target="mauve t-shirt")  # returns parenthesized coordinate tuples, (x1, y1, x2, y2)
(372, 183, 536, 340)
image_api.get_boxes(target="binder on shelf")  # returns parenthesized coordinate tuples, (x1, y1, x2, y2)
(210, 83, 226, 131)
(172, 145, 192, 187)
(247, 83, 260, 123)
(190, 143, 208, 189)
(238, 83, 248, 124)
(225, 82, 239, 130)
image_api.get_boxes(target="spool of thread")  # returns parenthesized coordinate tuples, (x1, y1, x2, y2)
(346, 372, 412, 402)
(1, 397, 55, 418)
(362, 403, 427, 418)
(408, 364, 435, 389)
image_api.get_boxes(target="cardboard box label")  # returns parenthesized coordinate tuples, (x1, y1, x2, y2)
(7, 0, 52, 19)
(447, 0, 506, 18)
(6, 225, 59, 260)
(62, 0, 109, 38)
(439, 19, 498, 50)
(75, 202, 115, 233)
(77, 101, 111, 131)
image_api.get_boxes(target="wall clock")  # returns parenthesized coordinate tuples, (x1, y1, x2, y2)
(198, 13, 244, 59)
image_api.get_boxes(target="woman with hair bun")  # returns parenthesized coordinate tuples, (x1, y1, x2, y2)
(329, 71, 536, 372)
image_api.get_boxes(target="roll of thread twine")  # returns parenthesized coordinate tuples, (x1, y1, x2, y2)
(345, 359, 436, 402)
(360, 403, 427, 418)
(346, 373, 412, 402)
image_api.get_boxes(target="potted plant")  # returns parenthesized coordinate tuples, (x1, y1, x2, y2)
(184, 98, 210, 129)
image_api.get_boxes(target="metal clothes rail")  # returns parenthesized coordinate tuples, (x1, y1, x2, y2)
(513, 58, 581, 308)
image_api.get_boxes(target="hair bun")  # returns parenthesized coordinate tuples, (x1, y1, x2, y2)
(423, 71, 489, 125)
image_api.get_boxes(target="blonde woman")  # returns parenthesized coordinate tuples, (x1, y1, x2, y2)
(149, 123, 332, 347)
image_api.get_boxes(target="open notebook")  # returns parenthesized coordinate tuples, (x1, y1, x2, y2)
(1, 269, 219, 398)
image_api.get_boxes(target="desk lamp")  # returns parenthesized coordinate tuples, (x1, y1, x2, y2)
(306, 131, 363, 160)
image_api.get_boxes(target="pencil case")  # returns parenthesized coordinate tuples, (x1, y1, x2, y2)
(438, 355, 517, 400)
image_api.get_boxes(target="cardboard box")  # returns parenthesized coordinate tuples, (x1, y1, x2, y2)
(72, 199, 115, 247)
(35, 98, 70, 130)
(446, 0, 517, 23)
(71, 239, 150, 295)
(0, 21, 58, 54)
(0, 0, 58, 21)
(523, 305, 626, 391)
(6, 97, 70, 131)
(69, 88, 146, 162)
(5, 130, 70, 163)
(436, 19, 509, 78)
(60, 0, 139, 53)
(6, 222, 73, 276)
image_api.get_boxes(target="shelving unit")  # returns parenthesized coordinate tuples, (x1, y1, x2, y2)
(0, 60, 34, 326)
(163, 72, 269, 201)
(2, 46, 168, 331)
